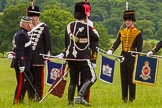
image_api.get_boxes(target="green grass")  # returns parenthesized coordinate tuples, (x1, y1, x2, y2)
(1, 54, 162, 108)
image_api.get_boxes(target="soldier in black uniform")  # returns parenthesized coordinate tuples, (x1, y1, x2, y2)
(11, 16, 33, 104)
(77, 1, 99, 103)
(60, 1, 99, 106)
(56, 1, 98, 105)
(106, 10, 143, 103)
(146, 41, 162, 57)
(27, 5, 51, 101)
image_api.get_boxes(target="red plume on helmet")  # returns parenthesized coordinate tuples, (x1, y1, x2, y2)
(74, 1, 91, 19)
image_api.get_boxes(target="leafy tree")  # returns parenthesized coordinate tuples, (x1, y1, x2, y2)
(142, 41, 155, 53)
(155, 26, 162, 40)
(2, 0, 162, 41)
(0, 4, 27, 55)
(3, 0, 162, 54)
(94, 23, 111, 50)
(0, 15, 8, 56)
(41, 5, 110, 54)
(41, 5, 74, 54)
(102, 18, 122, 38)
(136, 20, 154, 39)
(0, 0, 6, 12)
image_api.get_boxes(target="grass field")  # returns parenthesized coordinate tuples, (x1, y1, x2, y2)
(1, 53, 162, 108)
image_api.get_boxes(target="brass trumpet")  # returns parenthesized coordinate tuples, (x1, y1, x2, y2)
(97, 47, 125, 63)
(128, 51, 162, 59)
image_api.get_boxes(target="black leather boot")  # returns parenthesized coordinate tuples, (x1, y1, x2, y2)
(75, 80, 93, 106)
(68, 85, 76, 105)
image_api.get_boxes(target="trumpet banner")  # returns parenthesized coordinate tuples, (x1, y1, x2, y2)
(48, 77, 67, 98)
(99, 55, 115, 84)
(45, 60, 66, 85)
(133, 55, 159, 85)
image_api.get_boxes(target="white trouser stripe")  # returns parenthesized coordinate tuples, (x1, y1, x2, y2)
(86, 60, 96, 83)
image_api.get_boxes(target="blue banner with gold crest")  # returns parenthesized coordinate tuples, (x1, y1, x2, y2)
(133, 55, 159, 85)
(99, 55, 115, 84)
(46, 61, 66, 85)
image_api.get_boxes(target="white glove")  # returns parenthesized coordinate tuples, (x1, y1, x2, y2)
(19, 66, 25, 73)
(146, 51, 153, 57)
(56, 53, 64, 59)
(92, 63, 96, 68)
(106, 50, 113, 55)
(7, 51, 15, 59)
(8, 53, 14, 59)
(44, 57, 50, 61)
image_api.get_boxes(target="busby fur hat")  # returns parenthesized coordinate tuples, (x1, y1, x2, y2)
(27, 6, 40, 16)
(123, 10, 136, 21)
(74, 2, 91, 20)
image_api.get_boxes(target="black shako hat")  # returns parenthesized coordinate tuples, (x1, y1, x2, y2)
(123, 10, 136, 21)
(74, 2, 91, 20)
(27, 6, 40, 16)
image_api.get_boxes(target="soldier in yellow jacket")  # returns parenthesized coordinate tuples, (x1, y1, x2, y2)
(106, 10, 143, 103)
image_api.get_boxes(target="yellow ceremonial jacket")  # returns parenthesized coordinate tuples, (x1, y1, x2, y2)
(111, 26, 143, 52)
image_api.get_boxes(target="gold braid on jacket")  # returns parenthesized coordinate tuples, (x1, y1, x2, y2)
(119, 27, 141, 52)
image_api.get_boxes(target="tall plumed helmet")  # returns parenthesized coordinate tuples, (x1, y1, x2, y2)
(30, 0, 34, 9)
(74, 1, 91, 20)
(27, 5, 40, 16)
(123, 10, 136, 21)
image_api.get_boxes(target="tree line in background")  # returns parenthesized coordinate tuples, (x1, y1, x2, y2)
(0, 2, 109, 55)
(1, 0, 162, 55)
